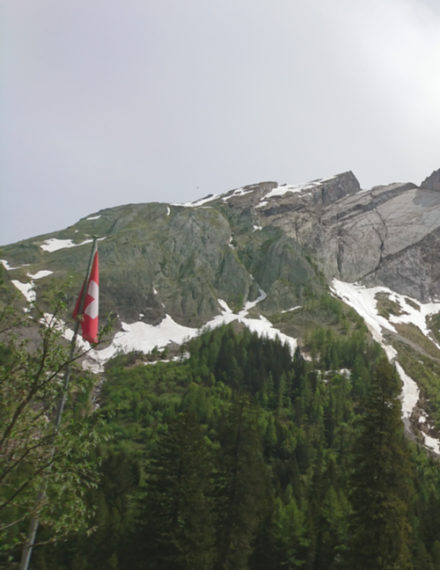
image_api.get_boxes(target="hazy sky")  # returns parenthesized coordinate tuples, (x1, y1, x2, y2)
(1, 0, 440, 245)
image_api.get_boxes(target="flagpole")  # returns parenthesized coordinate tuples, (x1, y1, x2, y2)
(54, 237, 98, 430)
(19, 237, 98, 570)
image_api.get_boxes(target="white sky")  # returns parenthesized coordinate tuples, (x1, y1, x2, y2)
(1, 0, 440, 245)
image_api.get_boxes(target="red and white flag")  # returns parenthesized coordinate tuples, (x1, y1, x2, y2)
(73, 249, 99, 343)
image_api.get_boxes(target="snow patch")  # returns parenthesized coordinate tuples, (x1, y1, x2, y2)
(80, 289, 296, 372)
(255, 200, 268, 209)
(27, 270, 53, 280)
(257, 175, 338, 205)
(330, 280, 396, 343)
(12, 272, 52, 303)
(265, 183, 309, 199)
(86, 215, 101, 221)
(331, 279, 440, 454)
(1, 259, 30, 271)
(41, 313, 91, 354)
(217, 299, 232, 313)
(12, 280, 36, 303)
(85, 315, 197, 372)
(281, 306, 302, 314)
(222, 187, 254, 202)
(424, 434, 440, 454)
(1, 259, 17, 271)
(166, 206, 170, 216)
(40, 311, 197, 374)
(176, 194, 219, 207)
(388, 295, 440, 349)
(40, 238, 93, 252)
(0, 259, 11, 270)
(204, 292, 297, 355)
(395, 362, 420, 418)
(239, 289, 267, 317)
(331, 280, 440, 350)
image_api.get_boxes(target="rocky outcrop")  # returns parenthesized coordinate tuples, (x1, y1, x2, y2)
(2, 167, 440, 325)
(311, 171, 361, 206)
(421, 169, 440, 192)
(249, 169, 440, 302)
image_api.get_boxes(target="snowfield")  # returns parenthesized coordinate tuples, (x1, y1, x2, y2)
(222, 187, 255, 201)
(79, 289, 297, 373)
(331, 279, 440, 454)
(0, 259, 29, 271)
(257, 175, 338, 206)
(27, 270, 53, 280)
(15, 267, 440, 455)
(40, 238, 94, 252)
(176, 194, 219, 208)
(11, 280, 36, 303)
(10, 269, 53, 304)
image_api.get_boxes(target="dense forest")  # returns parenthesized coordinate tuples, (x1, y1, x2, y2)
(3, 291, 440, 569)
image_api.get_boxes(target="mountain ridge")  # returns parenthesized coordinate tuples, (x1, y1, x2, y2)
(3, 168, 440, 321)
(2, 167, 440, 454)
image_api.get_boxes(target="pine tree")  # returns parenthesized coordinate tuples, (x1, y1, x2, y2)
(137, 410, 215, 570)
(214, 396, 268, 570)
(346, 358, 414, 569)
(272, 485, 310, 568)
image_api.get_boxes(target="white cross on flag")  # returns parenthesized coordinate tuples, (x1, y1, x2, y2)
(73, 250, 99, 343)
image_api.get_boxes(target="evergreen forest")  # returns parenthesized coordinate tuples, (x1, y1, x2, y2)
(3, 296, 440, 569)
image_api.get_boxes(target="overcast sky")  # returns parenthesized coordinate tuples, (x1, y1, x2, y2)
(1, 0, 440, 245)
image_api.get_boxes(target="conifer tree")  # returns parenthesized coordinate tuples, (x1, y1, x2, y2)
(214, 396, 268, 570)
(137, 410, 215, 570)
(272, 485, 310, 568)
(346, 358, 414, 569)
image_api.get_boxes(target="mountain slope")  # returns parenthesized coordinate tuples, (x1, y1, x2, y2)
(1, 168, 440, 453)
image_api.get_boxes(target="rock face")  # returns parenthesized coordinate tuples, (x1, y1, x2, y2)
(255, 172, 440, 302)
(421, 168, 440, 192)
(2, 168, 440, 325)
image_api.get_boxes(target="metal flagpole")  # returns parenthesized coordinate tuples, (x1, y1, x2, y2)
(19, 237, 98, 570)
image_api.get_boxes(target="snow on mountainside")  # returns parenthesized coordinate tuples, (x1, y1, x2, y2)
(42, 286, 298, 375)
(2, 167, 440, 454)
(331, 279, 440, 453)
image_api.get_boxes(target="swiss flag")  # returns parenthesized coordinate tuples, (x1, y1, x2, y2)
(73, 250, 99, 343)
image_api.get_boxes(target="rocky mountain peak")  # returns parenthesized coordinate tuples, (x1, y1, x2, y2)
(314, 170, 361, 205)
(3, 167, 440, 321)
(421, 168, 440, 191)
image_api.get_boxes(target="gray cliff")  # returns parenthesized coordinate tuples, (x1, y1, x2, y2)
(2, 168, 440, 327)
(254, 169, 440, 302)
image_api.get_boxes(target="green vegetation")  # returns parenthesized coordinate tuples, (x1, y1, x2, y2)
(394, 323, 440, 360)
(2, 260, 440, 569)
(4, 167, 440, 569)
(428, 313, 440, 346)
(393, 339, 440, 428)
(347, 358, 413, 568)
(0, 288, 104, 568)
(11, 319, 439, 570)
(375, 292, 406, 319)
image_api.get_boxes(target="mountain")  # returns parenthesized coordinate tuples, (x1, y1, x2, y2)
(3, 168, 440, 568)
(2, 168, 440, 453)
